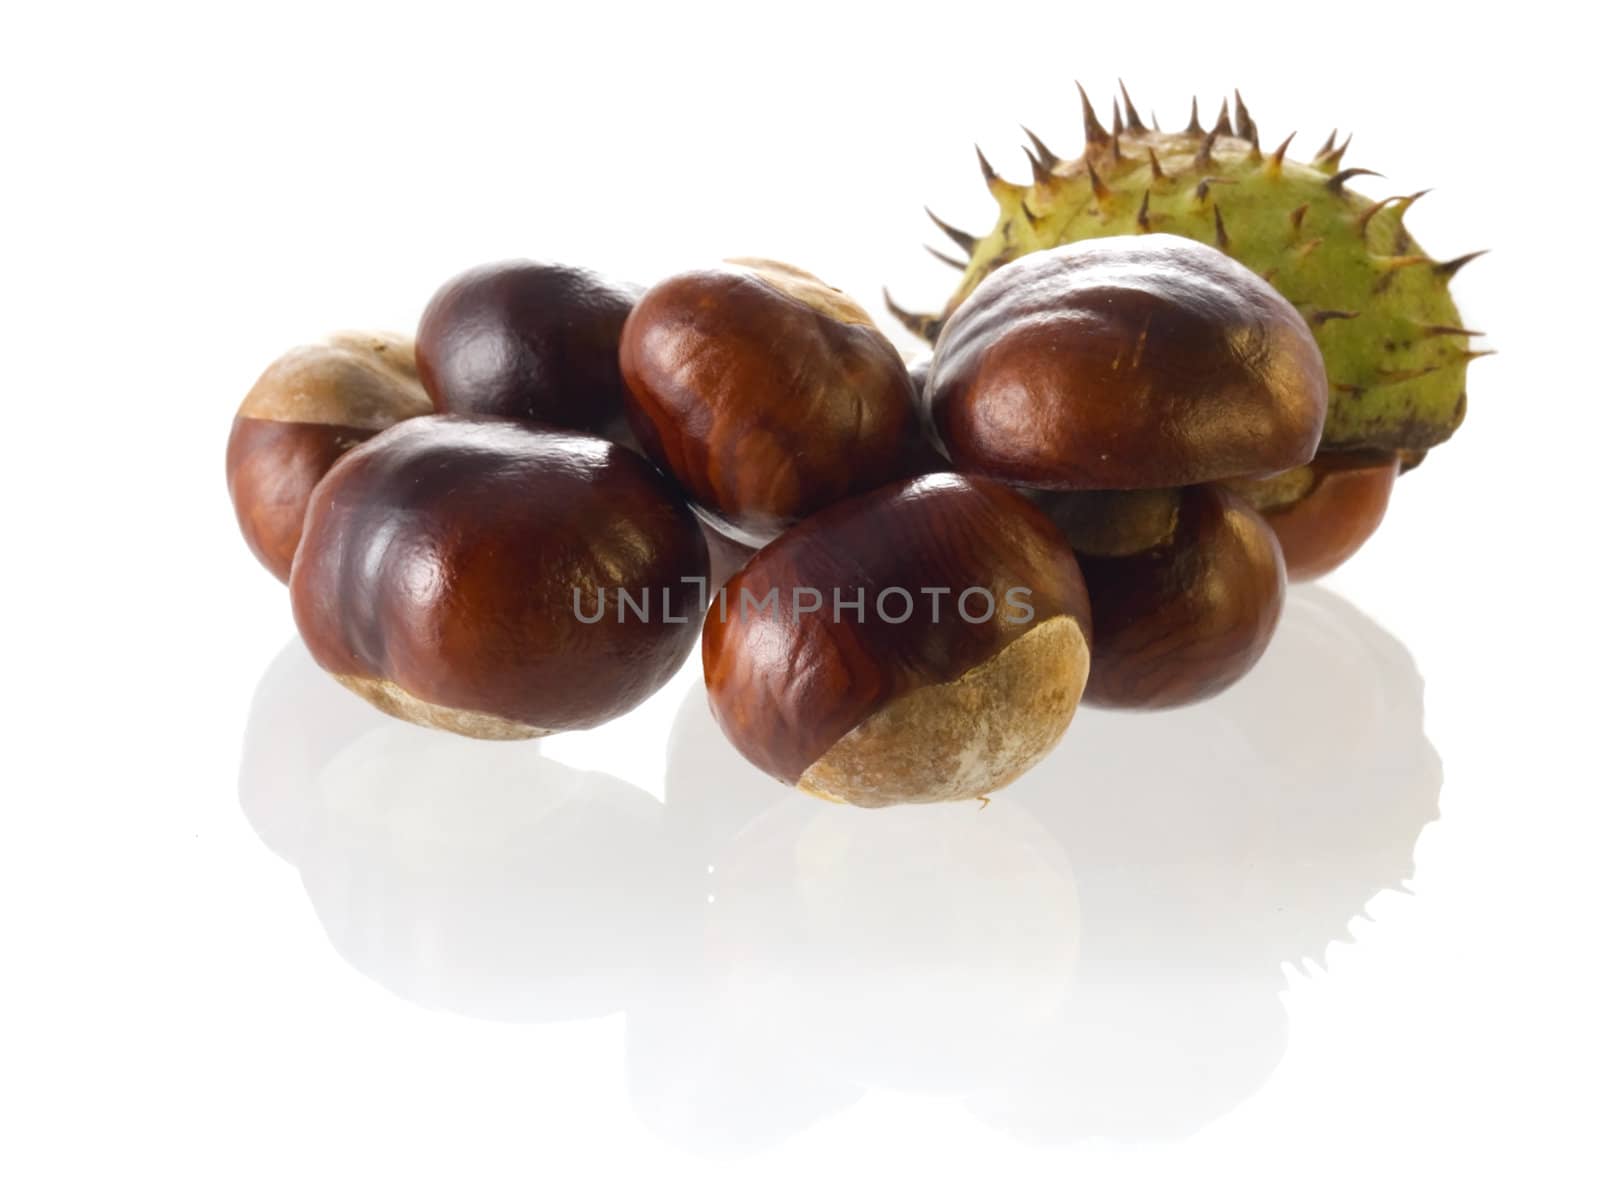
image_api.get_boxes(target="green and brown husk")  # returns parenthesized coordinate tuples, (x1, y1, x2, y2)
(890, 84, 1489, 460)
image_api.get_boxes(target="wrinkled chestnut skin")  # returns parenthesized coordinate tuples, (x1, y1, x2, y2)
(620, 259, 919, 547)
(292, 416, 708, 735)
(1046, 485, 1286, 709)
(927, 235, 1327, 489)
(227, 333, 432, 582)
(1241, 454, 1399, 582)
(703, 473, 1091, 785)
(416, 260, 641, 436)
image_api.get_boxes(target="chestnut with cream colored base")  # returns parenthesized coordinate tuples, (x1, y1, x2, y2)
(334, 674, 552, 741)
(797, 615, 1091, 808)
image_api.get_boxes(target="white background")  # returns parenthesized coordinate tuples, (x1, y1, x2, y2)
(4, 3, 1596, 1196)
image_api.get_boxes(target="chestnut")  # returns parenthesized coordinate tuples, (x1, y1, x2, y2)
(226, 333, 431, 582)
(291, 415, 708, 738)
(415, 260, 641, 437)
(925, 234, 1327, 489)
(702, 473, 1092, 807)
(1227, 453, 1400, 581)
(1032, 485, 1285, 709)
(620, 258, 919, 547)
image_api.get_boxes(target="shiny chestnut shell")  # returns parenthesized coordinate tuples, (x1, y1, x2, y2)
(620, 259, 918, 547)
(1042, 484, 1286, 709)
(927, 235, 1328, 489)
(226, 333, 432, 582)
(291, 415, 707, 737)
(416, 260, 640, 436)
(703, 473, 1092, 806)
(1236, 453, 1400, 581)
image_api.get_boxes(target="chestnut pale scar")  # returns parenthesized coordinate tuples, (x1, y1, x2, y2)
(799, 615, 1090, 807)
(725, 257, 876, 327)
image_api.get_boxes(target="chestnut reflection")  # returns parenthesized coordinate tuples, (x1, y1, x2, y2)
(237, 586, 1438, 1151)
(237, 640, 683, 1022)
(649, 586, 1438, 1148)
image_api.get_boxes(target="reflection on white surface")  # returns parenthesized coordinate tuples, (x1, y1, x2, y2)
(635, 784, 1081, 1151)
(969, 585, 1442, 1142)
(238, 586, 1439, 1153)
(239, 660, 679, 1024)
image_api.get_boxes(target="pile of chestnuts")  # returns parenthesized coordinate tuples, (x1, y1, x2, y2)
(228, 235, 1395, 807)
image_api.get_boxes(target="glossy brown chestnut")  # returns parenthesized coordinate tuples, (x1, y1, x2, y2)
(703, 473, 1093, 807)
(291, 415, 708, 739)
(1034, 485, 1286, 709)
(226, 333, 432, 582)
(1228, 453, 1400, 581)
(416, 260, 641, 437)
(620, 259, 919, 547)
(926, 234, 1328, 489)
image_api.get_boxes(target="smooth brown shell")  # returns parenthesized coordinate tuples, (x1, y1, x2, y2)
(1236, 454, 1399, 582)
(226, 333, 432, 582)
(926, 235, 1327, 489)
(620, 260, 918, 547)
(415, 260, 640, 438)
(1065, 485, 1286, 709)
(291, 415, 708, 736)
(703, 473, 1091, 790)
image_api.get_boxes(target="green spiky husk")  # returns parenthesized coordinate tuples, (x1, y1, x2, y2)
(902, 104, 1484, 458)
